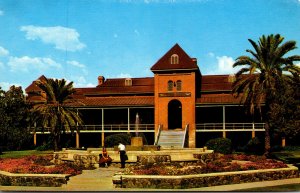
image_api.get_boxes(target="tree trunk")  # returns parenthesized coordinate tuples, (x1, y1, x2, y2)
(53, 133, 59, 152)
(264, 122, 271, 157)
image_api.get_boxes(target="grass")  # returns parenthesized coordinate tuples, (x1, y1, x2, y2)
(0, 150, 53, 159)
(270, 146, 300, 165)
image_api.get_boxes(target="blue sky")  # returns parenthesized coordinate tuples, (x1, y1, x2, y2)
(0, 0, 300, 91)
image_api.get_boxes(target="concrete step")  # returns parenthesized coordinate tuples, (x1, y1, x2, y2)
(158, 129, 186, 148)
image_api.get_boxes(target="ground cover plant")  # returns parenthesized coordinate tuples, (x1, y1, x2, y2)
(123, 154, 288, 176)
(0, 154, 83, 175)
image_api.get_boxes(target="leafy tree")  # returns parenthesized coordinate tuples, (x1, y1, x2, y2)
(269, 75, 300, 143)
(33, 78, 83, 151)
(232, 34, 300, 155)
(0, 86, 32, 150)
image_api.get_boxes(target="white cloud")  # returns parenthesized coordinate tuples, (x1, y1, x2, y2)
(296, 62, 300, 67)
(116, 73, 132, 78)
(0, 10, 4, 16)
(8, 56, 62, 72)
(71, 76, 95, 87)
(67, 60, 88, 75)
(0, 82, 22, 91)
(0, 46, 9, 56)
(20, 25, 86, 52)
(207, 52, 215, 57)
(67, 60, 85, 68)
(0, 61, 4, 69)
(216, 56, 235, 74)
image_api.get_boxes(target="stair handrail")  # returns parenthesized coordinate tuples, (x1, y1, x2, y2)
(154, 124, 162, 145)
(182, 124, 189, 148)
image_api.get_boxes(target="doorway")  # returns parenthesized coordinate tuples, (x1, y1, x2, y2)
(168, 99, 182, 129)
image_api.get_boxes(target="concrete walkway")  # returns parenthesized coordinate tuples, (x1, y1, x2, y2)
(1, 165, 300, 191)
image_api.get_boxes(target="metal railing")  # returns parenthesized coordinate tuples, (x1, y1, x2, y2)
(154, 124, 162, 145)
(30, 123, 265, 134)
(182, 124, 189, 148)
(196, 123, 265, 131)
(31, 123, 155, 133)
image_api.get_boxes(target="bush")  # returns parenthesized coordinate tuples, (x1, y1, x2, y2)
(244, 137, 264, 155)
(35, 140, 52, 151)
(104, 133, 131, 147)
(205, 138, 232, 154)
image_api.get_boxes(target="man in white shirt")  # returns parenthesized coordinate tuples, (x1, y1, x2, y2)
(118, 143, 126, 168)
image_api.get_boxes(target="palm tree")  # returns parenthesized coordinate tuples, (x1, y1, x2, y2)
(232, 34, 300, 155)
(34, 78, 83, 151)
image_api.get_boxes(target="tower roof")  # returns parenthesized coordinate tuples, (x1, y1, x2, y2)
(150, 44, 199, 72)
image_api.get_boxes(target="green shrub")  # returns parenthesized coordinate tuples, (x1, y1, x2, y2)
(104, 133, 131, 147)
(244, 137, 264, 155)
(205, 138, 232, 154)
(35, 140, 52, 151)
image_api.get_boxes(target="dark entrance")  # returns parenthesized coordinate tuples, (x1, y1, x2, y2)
(168, 99, 182, 129)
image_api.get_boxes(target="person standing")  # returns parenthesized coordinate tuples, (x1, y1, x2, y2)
(118, 143, 126, 168)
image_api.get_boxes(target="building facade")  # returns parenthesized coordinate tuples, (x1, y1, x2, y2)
(26, 44, 265, 148)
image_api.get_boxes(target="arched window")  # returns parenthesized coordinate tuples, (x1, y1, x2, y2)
(176, 80, 182, 91)
(168, 80, 173, 91)
(170, 54, 179, 64)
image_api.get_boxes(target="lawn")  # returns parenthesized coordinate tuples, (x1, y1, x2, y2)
(0, 150, 53, 159)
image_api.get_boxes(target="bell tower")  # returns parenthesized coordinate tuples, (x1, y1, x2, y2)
(151, 44, 201, 148)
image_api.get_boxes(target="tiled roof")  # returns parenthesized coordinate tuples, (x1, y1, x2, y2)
(196, 93, 241, 104)
(67, 96, 154, 107)
(151, 44, 199, 71)
(74, 77, 154, 96)
(25, 75, 47, 92)
(99, 77, 154, 87)
(201, 75, 233, 92)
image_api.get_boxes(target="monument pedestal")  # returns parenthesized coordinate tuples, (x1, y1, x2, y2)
(131, 137, 143, 147)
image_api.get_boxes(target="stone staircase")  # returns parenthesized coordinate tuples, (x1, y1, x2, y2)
(61, 167, 123, 191)
(157, 129, 186, 148)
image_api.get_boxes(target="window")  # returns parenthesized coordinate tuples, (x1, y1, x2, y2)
(168, 80, 173, 91)
(170, 54, 179, 64)
(176, 80, 182, 91)
(125, 78, 132, 86)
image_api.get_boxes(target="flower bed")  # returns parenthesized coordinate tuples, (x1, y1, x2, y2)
(0, 155, 82, 175)
(123, 154, 288, 175)
(0, 154, 88, 187)
(113, 154, 299, 189)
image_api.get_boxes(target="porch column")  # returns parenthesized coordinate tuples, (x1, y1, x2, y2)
(76, 109, 80, 148)
(33, 132, 37, 146)
(128, 108, 130, 133)
(222, 106, 226, 138)
(252, 123, 255, 138)
(101, 108, 104, 147)
(33, 122, 37, 146)
(282, 137, 286, 147)
(76, 131, 80, 148)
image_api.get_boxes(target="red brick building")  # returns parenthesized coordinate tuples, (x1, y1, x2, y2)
(26, 44, 265, 148)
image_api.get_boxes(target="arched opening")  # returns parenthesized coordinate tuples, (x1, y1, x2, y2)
(168, 99, 182, 129)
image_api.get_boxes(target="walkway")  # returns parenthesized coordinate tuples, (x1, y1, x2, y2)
(1, 165, 300, 191)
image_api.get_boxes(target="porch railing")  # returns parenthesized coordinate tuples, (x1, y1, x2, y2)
(31, 122, 265, 134)
(196, 123, 265, 131)
(32, 123, 155, 133)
